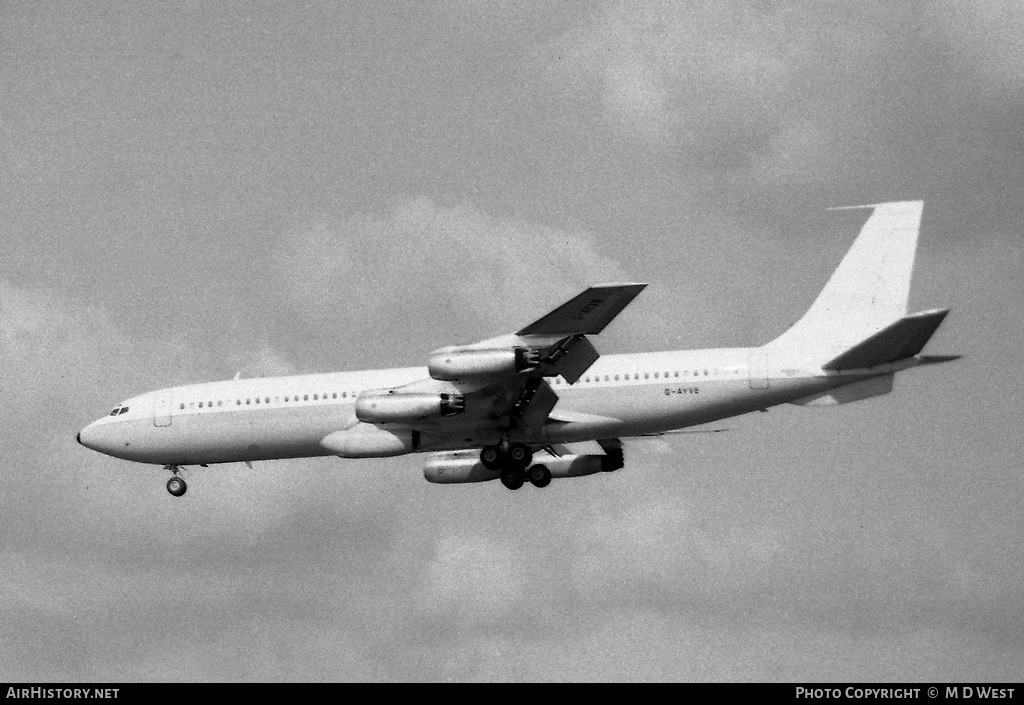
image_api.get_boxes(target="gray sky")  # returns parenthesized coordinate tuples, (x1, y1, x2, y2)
(2, 1, 1022, 682)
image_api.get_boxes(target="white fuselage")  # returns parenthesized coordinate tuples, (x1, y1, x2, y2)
(77, 346, 876, 468)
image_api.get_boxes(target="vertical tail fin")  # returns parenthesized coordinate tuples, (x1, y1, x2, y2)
(766, 200, 924, 358)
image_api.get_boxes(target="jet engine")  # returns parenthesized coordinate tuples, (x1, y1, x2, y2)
(427, 346, 541, 381)
(423, 450, 500, 484)
(355, 390, 465, 424)
(423, 449, 623, 484)
(321, 425, 437, 458)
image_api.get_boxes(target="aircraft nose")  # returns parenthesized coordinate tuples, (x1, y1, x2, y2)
(77, 421, 107, 454)
(78, 418, 138, 460)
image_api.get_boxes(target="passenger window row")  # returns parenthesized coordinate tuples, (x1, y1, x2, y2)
(178, 391, 360, 411)
(553, 368, 742, 385)
(169, 366, 747, 412)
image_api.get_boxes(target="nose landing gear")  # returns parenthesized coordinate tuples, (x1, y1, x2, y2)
(164, 465, 187, 497)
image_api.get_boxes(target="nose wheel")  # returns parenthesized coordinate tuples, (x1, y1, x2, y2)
(166, 476, 187, 497)
(164, 465, 187, 497)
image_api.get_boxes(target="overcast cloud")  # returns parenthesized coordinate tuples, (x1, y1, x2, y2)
(1, 1, 1021, 681)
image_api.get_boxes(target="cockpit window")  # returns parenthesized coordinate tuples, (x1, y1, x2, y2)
(110, 408, 120, 416)
(118, 407, 129, 415)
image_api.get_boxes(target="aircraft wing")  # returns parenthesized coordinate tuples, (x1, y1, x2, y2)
(429, 283, 646, 385)
(451, 284, 645, 434)
(370, 283, 646, 441)
(515, 283, 647, 337)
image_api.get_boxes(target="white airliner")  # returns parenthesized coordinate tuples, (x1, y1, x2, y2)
(79, 201, 958, 496)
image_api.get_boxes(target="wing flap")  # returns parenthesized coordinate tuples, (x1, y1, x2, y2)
(513, 378, 559, 434)
(540, 335, 599, 383)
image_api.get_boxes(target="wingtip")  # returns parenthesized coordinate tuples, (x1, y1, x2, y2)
(590, 282, 647, 290)
(916, 354, 963, 365)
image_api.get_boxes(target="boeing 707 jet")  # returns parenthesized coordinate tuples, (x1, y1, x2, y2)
(78, 201, 958, 496)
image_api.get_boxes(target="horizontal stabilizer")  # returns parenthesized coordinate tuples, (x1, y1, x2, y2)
(790, 374, 894, 406)
(822, 308, 949, 370)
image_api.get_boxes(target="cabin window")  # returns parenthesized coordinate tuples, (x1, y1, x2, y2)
(304, 395, 308, 401)
(332, 393, 337, 399)
(314, 394, 318, 400)
(265, 397, 270, 404)
(246, 399, 251, 405)
(180, 403, 185, 410)
(199, 402, 203, 408)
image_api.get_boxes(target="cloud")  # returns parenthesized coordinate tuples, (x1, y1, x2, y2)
(271, 196, 638, 361)
(936, 0, 1024, 98)
(535, 3, 804, 151)
(531, 1, 1000, 197)
(0, 279, 131, 410)
(420, 535, 527, 626)
(569, 494, 785, 607)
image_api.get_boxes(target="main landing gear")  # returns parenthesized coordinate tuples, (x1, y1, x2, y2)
(480, 443, 550, 490)
(164, 465, 187, 497)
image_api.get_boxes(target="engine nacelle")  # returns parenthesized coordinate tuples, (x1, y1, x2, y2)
(423, 451, 500, 484)
(423, 449, 623, 484)
(543, 451, 622, 478)
(321, 425, 437, 458)
(355, 390, 465, 424)
(427, 346, 541, 381)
